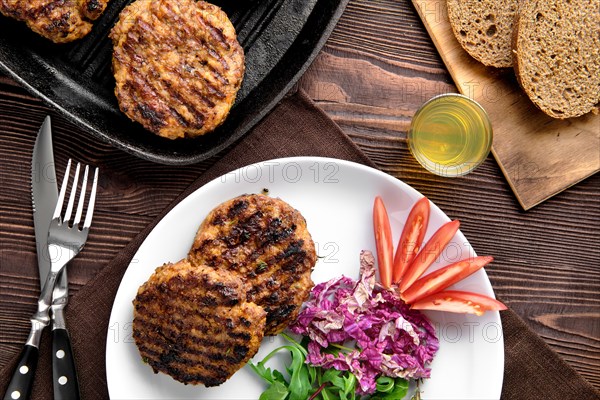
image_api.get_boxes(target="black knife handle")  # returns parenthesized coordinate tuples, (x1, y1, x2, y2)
(2, 345, 38, 400)
(52, 329, 80, 400)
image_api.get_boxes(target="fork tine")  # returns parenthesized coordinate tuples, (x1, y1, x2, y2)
(63, 162, 81, 224)
(53, 159, 72, 221)
(83, 167, 99, 229)
(73, 165, 89, 227)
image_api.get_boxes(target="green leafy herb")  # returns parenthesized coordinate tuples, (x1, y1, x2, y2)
(256, 261, 268, 272)
(375, 376, 395, 393)
(370, 377, 409, 399)
(250, 334, 358, 400)
(250, 334, 416, 400)
(250, 335, 311, 400)
(259, 381, 289, 400)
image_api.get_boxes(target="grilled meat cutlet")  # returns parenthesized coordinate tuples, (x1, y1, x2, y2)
(133, 259, 266, 387)
(189, 194, 317, 335)
(133, 194, 316, 386)
(110, 0, 245, 139)
(0, 0, 109, 43)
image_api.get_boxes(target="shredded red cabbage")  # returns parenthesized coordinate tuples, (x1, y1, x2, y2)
(289, 250, 439, 395)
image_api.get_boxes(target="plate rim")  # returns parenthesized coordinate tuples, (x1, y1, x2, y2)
(106, 156, 504, 398)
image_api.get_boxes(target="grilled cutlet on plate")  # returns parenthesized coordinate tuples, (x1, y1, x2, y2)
(0, 0, 109, 43)
(189, 194, 317, 336)
(133, 259, 266, 387)
(110, 0, 245, 139)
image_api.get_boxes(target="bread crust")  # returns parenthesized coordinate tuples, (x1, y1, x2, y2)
(447, 0, 518, 68)
(512, 0, 600, 118)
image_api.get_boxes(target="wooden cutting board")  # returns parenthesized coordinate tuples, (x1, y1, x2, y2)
(412, 0, 600, 210)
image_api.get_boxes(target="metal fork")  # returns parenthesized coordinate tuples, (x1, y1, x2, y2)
(3, 160, 99, 400)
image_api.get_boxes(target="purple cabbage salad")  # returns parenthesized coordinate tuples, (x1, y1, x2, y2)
(289, 250, 439, 395)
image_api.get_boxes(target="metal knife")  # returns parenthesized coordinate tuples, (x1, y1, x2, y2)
(3, 117, 58, 400)
(31, 117, 80, 400)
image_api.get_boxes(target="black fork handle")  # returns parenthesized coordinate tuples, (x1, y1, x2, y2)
(52, 328, 81, 400)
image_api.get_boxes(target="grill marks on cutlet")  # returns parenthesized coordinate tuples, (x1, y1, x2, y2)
(0, 0, 109, 42)
(193, 199, 302, 269)
(110, 0, 244, 139)
(244, 239, 308, 329)
(133, 261, 266, 386)
(190, 195, 317, 335)
(134, 306, 262, 386)
(134, 195, 316, 386)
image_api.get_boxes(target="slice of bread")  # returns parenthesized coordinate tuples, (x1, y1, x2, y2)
(513, 0, 600, 118)
(447, 0, 519, 68)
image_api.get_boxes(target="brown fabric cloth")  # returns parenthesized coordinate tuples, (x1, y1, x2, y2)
(1, 89, 598, 400)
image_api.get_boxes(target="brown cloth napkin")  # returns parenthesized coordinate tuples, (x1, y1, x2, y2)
(1, 89, 598, 400)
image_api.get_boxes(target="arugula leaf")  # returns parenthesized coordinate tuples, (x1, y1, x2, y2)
(314, 368, 358, 400)
(342, 373, 357, 397)
(259, 381, 289, 400)
(320, 387, 333, 400)
(273, 369, 287, 385)
(308, 362, 318, 385)
(249, 362, 284, 385)
(286, 347, 311, 400)
(370, 377, 409, 400)
(376, 376, 395, 393)
(250, 334, 409, 400)
(249, 339, 311, 400)
(321, 368, 345, 389)
(281, 333, 308, 356)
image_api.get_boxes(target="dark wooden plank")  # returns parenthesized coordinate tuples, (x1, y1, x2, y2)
(0, 0, 598, 391)
(299, 0, 600, 388)
(0, 75, 213, 366)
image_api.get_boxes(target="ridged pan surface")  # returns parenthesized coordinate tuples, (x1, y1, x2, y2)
(0, 0, 349, 164)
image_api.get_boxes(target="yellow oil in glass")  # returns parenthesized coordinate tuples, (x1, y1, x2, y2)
(408, 94, 493, 177)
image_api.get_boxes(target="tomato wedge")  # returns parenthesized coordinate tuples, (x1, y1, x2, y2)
(410, 290, 507, 316)
(399, 220, 460, 293)
(392, 197, 430, 284)
(401, 256, 493, 304)
(373, 196, 393, 288)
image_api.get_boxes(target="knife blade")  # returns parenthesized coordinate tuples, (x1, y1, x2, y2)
(31, 115, 58, 285)
(3, 117, 59, 400)
(30, 116, 81, 400)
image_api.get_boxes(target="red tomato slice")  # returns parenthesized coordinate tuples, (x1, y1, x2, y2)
(401, 256, 493, 304)
(410, 290, 507, 316)
(373, 196, 393, 288)
(392, 197, 430, 284)
(399, 220, 460, 293)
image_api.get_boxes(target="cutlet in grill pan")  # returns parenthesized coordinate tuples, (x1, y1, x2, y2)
(0, 0, 110, 43)
(110, 0, 245, 139)
(133, 259, 266, 386)
(189, 194, 317, 335)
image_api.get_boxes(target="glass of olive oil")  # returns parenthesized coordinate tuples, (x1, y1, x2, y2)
(408, 93, 493, 177)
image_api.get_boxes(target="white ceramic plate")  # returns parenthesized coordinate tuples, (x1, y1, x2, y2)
(106, 157, 504, 400)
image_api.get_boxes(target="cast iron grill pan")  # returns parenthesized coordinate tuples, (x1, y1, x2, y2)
(0, 0, 348, 164)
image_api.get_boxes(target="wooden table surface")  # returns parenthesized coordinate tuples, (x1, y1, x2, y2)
(1, 0, 599, 392)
